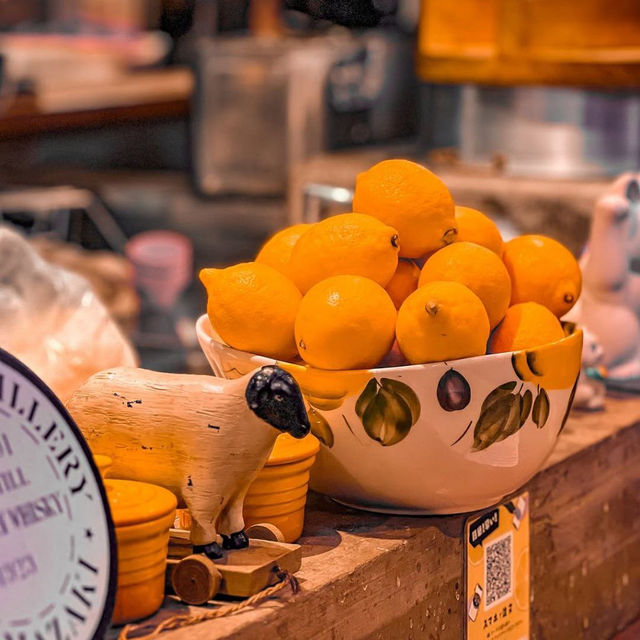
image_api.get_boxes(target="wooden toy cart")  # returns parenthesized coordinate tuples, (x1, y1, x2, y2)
(167, 526, 301, 605)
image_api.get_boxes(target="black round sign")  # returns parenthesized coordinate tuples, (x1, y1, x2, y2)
(0, 348, 116, 640)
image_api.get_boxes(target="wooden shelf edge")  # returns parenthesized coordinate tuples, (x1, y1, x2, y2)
(417, 57, 640, 88)
(0, 98, 189, 139)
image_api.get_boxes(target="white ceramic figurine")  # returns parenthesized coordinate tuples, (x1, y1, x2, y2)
(67, 365, 309, 559)
(566, 173, 640, 387)
(573, 327, 607, 410)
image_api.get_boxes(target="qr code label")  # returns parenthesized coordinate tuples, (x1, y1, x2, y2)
(485, 531, 513, 609)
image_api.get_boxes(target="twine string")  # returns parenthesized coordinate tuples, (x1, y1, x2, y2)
(117, 568, 299, 640)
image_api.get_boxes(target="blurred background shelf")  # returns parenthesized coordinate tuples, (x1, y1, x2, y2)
(0, 68, 192, 138)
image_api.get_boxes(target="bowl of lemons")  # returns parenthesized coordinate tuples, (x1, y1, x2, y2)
(196, 159, 583, 514)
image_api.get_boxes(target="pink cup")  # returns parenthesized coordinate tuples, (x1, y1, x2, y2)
(125, 231, 193, 309)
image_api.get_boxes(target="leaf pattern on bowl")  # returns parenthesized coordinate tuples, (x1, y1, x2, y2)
(356, 378, 420, 446)
(380, 378, 421, 424)
(471, 380, 538, 451)
(472, 384, 522, 451)
(532, 388, 550, 428)
(308, 406, 334, 448)
(558, 374, 580, 435)
(355, 378, 378, 419)
(467, 381, 553, 451)
(520, 389, 533, 427)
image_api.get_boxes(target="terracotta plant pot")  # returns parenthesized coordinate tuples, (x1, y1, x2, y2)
(197, 314, 582, 515)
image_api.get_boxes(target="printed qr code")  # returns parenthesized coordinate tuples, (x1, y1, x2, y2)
(485, 532, 513, 608)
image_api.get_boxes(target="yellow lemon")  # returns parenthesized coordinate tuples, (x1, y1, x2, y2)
(419, 242, 511, 329)
(289, 213, 399, 293)
(353, 159, 456, 258)
(255, 223, 312, 280)
(455, 206, 504, 255)
(385, 259, 421, 309)
(396, 281, 490, 364)
(502, 235, 582, 317)
(200, 262, 301, 360)
(488, 302, 565, 353)
(295, 275, 396, 370)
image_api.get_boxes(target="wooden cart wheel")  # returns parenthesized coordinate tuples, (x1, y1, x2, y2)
(246, 522, 285, 542)
(171, 554, 222, 605)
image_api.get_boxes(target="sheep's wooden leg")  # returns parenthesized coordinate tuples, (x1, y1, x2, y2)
(191, 515, 224, 558)
(218, 488, 250, 550)
(184, 491, 225, 559)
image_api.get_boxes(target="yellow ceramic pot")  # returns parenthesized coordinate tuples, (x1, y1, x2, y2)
(243, 433, 319, 542)
(105, 479, 177, 625)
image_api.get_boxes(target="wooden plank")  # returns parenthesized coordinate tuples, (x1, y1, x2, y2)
(417, 56, 640, 88)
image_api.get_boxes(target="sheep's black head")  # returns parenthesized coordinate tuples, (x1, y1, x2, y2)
(245, 366, 310, 439)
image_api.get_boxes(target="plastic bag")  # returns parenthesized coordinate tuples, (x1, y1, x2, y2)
(0, 226, 137, 402)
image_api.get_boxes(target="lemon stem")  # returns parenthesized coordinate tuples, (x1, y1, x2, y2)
(442, 227, 457, 244)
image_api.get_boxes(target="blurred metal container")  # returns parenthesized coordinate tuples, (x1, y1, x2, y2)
(192, 32, 418, 196)
(459, 86, 640, 177)
(424, 85, 640, 178)
(301, 183, 353, 223)
(192, 35, 351, 196)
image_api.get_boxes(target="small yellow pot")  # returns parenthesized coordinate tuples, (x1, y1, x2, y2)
(105, 479, 177, 625)
(243, 433, 319, 542)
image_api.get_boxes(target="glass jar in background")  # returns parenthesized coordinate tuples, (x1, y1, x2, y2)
(192, 34, 359, 196)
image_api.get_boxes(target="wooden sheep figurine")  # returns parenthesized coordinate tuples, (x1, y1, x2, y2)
(566, 173, 640, 382)
(67, 365, 310, 559)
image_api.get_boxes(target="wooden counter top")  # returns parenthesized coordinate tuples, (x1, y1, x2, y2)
(111, 395, 640, 639)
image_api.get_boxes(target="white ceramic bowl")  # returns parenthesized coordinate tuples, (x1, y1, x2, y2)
(196, 314, 583, 514)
